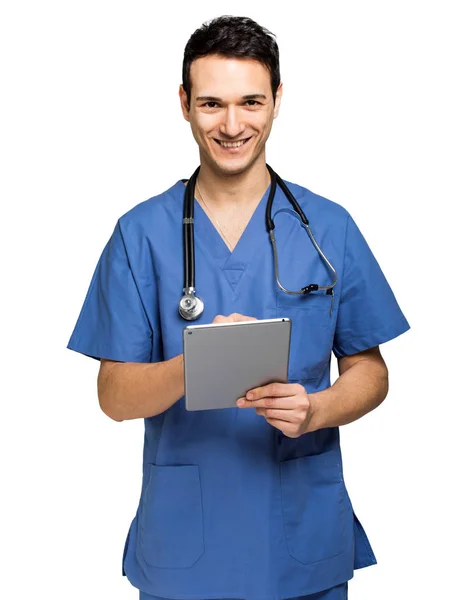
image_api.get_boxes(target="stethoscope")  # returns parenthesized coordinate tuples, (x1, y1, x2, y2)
(179, 164, 338, 321)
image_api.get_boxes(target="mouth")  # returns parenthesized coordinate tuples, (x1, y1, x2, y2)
(213, 137, 252, 152)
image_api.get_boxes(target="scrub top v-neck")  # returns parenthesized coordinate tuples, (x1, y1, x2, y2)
(190, 180, 271, 290)
(67, 175, 410, 600)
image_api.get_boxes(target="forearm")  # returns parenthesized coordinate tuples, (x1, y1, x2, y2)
(307, 355, 389, 432)
(98, 354, 185, 421)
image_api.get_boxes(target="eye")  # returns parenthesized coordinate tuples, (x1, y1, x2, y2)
(203, 102, 219, 108)
(245, 100, 261, 106)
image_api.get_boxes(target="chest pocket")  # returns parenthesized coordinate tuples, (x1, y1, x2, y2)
(276, 290, 335, 384)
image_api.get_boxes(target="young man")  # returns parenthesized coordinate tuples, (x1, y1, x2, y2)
(67, 15, 410, 600)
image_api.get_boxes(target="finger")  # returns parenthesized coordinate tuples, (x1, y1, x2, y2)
(237, 396, 295, 409)
(246, 382, 303, 401)
(214, 313, 257, 324)
(265, 419, 300, 438)
(213, 314, 227, 324)
(255, 408, 295, 422)
(230, 313, 257, 322)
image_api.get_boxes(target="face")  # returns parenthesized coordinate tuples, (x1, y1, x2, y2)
(179, 55, 282, 176)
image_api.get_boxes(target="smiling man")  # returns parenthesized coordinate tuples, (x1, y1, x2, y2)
(180, 53, 279, 252)
(67, 15, 410, 600)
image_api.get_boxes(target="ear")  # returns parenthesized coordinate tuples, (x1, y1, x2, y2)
(273, 82, 283, 119)
(179, 84, 190, 122)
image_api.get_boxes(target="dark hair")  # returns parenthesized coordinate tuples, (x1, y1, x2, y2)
(182, 15, 280, 104)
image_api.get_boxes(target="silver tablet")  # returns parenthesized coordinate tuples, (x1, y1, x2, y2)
(183, 318, 292, 411)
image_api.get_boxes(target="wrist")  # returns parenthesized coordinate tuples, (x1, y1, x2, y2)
(307, 388, 330, 432)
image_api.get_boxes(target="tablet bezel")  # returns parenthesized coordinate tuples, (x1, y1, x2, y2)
(183, 318, 292, 411)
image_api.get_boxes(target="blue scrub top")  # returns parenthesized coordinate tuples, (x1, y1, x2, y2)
(67, 177, 410, 600)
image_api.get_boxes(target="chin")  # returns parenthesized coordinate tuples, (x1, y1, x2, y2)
(217, 162, 249, 175)
(213, 154, 262, 177)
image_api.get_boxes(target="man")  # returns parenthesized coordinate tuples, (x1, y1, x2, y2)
(67, 15, 410, 600)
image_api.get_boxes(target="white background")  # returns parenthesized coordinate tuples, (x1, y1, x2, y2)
(1, 1, 471, 599)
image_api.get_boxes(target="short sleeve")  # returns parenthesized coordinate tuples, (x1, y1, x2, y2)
(67, 220, 152, 362)
(333, 214, 410, 358)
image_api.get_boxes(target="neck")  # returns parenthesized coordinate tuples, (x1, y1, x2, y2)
(196, 153, 271, 208)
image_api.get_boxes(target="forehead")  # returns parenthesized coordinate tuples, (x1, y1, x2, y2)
(189, 55, 271, 97)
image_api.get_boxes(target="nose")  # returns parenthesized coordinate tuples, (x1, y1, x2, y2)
(219, 105, 246, 138)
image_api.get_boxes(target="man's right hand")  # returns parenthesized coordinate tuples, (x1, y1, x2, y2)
(212, 313, 258, 324)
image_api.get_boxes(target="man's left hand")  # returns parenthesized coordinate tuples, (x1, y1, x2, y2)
(236, 383, 314, 438)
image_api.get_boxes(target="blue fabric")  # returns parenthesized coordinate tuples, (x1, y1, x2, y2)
(139, 581, 348, 600)
(68, 178, 409, 600)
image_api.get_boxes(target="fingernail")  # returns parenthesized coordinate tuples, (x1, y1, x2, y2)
(246, 392, 253, 400)
(237, 399, 245, 407)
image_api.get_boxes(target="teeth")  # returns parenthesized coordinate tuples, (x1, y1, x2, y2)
(218, 139, 247, 148)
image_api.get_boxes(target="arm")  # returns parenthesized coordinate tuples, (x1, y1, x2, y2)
(98, 355, 185, 422)
(307, 345, 388, 432)
(236, 346, 389, 438)
(98, 313, 255, 422)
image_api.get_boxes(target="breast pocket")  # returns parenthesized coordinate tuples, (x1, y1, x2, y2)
(139, 464, 204, 568)
(276, 290, 335, 384)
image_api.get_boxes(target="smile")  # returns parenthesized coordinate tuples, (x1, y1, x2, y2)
(214, 137, 251, 149)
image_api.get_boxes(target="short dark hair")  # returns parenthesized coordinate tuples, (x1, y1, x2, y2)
(182, 15, 280, 104)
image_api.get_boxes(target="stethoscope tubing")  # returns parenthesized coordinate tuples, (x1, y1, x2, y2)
(184, 164, 307, 290)
(183, 166, 200, 290)
(265, 165, 308, 230)
(181, 164, 337, 319)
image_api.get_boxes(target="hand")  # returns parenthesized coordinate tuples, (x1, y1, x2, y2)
(212, 313, 258, 324)
(236, 383, 314, 438)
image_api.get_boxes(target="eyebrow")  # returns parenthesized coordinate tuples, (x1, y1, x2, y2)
(195, 94, 267, 102)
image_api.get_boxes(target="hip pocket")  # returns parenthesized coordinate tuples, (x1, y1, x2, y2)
(139, 464, 204, 568)
(280, 450, 347, 564)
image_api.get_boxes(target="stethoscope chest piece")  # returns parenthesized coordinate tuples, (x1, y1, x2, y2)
(179, 287, 204, 321)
